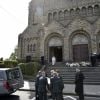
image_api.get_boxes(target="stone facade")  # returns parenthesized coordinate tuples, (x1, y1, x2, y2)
(18, 0, 100, 62)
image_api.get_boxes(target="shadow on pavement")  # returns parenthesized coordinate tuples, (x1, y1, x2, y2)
(0, 95, 20, 100)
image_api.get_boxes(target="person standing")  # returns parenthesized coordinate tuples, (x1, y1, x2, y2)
(38, 71, 49, 100)
(52, 56, 56, 65)
(50, 70, 55, 98)
(75, 68, 85, 100)
(41, 56, 45, 65)
(50, 71, 64, 100)
(35, 71, 42, 100)
(56, 69, 64, 100)
(90, 53, 96, 67)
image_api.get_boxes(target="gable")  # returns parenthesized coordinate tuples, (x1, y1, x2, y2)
(46, 20, 65, 30)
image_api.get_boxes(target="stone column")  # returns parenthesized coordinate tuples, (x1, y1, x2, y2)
(91, 34, 97, 54)
(63, 37, 70, 62)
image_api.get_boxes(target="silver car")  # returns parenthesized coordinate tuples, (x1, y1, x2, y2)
(0, 67, 24, 95)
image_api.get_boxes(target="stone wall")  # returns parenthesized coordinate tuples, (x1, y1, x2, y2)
(18, 0, 100, 62)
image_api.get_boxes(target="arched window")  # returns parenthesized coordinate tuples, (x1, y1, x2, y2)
(76, 8, 80, 15)
(53, 12, 57, 20)
(58, 11, 64, 20)
(70, 9, 75, 16)
(64, 10, 69, 19)
(32, 44, 36, 51)
(48, 13, 52, 22)
(30, 44, 32, 52)
(81, 7, 87, 17)
(87, 6, 93, 16)
(94, 5, 100, 16)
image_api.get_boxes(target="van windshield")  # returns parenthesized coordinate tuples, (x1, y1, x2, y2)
(6, 68, 20, 80)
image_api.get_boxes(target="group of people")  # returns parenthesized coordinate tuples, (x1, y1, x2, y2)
(35, 67, 85, 100)
(35, 69, 64, 100)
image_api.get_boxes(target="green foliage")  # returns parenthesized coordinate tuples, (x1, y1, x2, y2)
(4, 60, 18, 68)
(0, 57, 3, 61)
(18, 62, 41, 76)
(17, 59, 26, 63)
(0, 61, 6, 68)
(9, 53, 17, 60)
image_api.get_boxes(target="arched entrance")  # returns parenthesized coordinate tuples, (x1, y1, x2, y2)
(48, 37, 63, 62)
(72, 34, 89, 62)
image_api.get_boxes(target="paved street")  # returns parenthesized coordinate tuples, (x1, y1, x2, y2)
(0, 91, 100, 100)
(0, 91, 34, 100)
(20, 81, 100, 97)
(31, 95, 100, 100)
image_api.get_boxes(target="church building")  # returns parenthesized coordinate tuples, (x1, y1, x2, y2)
(18, 0, 100, 63)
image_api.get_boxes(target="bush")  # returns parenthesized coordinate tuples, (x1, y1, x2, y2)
(18, 62, 41, 76)
(4, 60, 18, 68)
(17, 59, 26, 63)
(0, 61, 6, 68)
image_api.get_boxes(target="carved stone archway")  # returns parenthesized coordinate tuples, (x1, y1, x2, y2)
(44, 33, 63, 62)
(72, 34, 89, 62)
(69, 30, 91, 62)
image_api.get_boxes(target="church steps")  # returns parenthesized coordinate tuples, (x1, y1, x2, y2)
(46, 62, 100, 85)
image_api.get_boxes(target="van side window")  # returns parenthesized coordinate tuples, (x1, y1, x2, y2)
(0, 71, 5, 80)
(7, 69, 20, 80)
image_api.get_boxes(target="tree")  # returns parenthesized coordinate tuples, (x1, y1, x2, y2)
(9, 52, 17, 60)
(9, 46, 18, 60)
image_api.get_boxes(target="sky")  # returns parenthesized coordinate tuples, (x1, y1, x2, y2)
(0, 0, 31, 59)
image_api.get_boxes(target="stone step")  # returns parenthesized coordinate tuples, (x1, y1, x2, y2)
(46, 62, 100, 85)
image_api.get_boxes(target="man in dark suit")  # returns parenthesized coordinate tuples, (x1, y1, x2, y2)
(35, 71, 42, 100)
(50, 71, 64, 100)
(90, 53, 96, 67)
(75, 68, 85, 100)
(38, 71, 49, 100)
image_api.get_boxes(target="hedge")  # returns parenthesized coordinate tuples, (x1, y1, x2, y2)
(4, 60, 18, 68)
(0, 60, 18, 68)
(18, 62, 41, 76)
(0, 62, 6, 68)
(0, 60, 41, 77)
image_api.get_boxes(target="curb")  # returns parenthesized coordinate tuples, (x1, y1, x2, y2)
(18, 89, 35, 92)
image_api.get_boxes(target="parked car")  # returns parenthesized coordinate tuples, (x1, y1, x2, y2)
(0, 67, 24, 95)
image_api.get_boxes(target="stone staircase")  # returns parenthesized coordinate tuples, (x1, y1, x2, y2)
(45, 62, 100, 85)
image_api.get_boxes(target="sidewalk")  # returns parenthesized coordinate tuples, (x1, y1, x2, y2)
(19, 81, 100, 97)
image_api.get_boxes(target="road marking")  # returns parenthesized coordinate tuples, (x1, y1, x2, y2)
(31, 97, 35, 100)
(64, 95, 76, 100)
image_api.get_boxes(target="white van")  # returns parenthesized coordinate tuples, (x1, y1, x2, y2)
(0, 67, 24, 95)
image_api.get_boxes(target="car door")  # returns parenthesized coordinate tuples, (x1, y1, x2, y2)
(6, 67, 24, 91)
